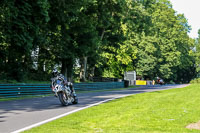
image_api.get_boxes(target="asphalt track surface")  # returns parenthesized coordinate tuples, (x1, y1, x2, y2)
(0, 84, 189, 133)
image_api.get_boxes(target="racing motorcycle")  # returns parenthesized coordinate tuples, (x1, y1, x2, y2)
(157, 78, 165, 85)
(51, 76, 78, 106)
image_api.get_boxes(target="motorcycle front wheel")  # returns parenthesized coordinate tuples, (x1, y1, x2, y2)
(58, 92, 68, 106)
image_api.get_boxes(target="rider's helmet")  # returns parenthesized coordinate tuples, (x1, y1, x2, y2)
(52, 69, 59, 77)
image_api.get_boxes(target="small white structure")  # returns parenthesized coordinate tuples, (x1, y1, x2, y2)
(124, 71, 136, 85)
(124, 71, 136, 80)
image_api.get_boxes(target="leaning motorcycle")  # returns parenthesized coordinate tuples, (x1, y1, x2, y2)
(51, 76, 78, 106)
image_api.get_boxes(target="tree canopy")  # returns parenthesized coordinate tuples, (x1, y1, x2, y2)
(0, 0, 198, 83)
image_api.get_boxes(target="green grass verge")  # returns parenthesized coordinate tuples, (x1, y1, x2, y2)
(23, 84, 200, 133)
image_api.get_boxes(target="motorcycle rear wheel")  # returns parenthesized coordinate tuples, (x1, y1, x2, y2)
(72, 96, 78, 104)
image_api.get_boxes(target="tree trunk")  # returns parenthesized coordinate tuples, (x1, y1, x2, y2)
(61, 59, 67, 78)
(83, 56, 87, 81)
(100, 29, 105, 41)
(80, 56, 88, 82)
(61, 58, 74, 82)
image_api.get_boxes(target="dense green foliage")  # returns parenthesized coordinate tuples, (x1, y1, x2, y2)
(24, 84, 200, 133)
(193, 29, 200, 77)
(190, 78, 200, 84)
(0, 0, 198, 83)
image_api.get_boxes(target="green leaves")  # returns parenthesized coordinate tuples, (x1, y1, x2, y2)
(194, 29, 200, 74)
(0, 0, 197, 82)
(0, 0, 50, 81)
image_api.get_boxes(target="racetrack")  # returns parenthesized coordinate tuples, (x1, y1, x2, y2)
(0, 84, 189, 133)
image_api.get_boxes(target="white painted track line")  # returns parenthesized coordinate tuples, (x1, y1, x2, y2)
(12, 94, 131, 133)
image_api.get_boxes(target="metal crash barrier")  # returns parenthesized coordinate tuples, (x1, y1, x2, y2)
(0, 82, 124, 98)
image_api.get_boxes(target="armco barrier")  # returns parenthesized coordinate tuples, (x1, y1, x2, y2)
(0, 82, 124, 98)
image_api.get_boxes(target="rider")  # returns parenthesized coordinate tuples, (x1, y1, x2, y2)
(156, 76, 164, 85)
(52, 69, 75, 94)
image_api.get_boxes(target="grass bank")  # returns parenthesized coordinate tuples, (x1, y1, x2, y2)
(24, 84, 200, 133)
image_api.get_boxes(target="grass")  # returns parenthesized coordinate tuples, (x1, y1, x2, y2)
(23, 84, 200, 133)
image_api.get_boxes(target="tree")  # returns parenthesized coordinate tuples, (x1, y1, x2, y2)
(135, 0, 195, 82)
(0, 1, 7, 79)
(2, 0, 49, 81)
(0, 0, 196, 83)
(96, 0, 145, 78)
(193, 29, 200, 77)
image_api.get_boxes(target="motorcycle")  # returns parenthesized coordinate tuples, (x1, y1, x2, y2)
(157, 79, 165, 85)
(51, 76, 78, 106)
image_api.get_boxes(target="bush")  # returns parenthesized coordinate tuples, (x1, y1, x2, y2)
(169, 80, 175, 84)
(190, 78, 200, 84)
